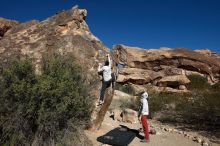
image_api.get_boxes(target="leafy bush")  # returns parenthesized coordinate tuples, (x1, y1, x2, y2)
(0, 60, 37, 146)
(183, 75, 220, 125)
(147, 92, 187, 113)
(186, 74, 210, 91)
(0, 55, 93, 146)
(148, 74, 220, 128)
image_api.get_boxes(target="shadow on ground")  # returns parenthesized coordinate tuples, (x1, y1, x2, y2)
(97, 125, 144, 146)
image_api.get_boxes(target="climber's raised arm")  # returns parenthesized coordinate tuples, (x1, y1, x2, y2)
(107, 54, 112, 68)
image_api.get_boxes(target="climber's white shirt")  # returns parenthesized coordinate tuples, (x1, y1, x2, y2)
(139, 92, 149, 116)
(140, 98, 149, 115)
(98, 57, 112, 82)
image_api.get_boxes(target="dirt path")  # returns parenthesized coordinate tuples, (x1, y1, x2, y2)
(85, 112, 220, 146)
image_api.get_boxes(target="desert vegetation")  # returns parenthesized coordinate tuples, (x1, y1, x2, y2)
(0, 55, 93, 146)
(115, 75, 220, 130)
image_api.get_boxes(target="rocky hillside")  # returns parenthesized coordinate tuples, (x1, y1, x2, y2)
(112, 45, 220, 92)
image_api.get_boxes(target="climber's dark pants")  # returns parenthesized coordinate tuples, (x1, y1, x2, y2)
(100, 80, 111, 102)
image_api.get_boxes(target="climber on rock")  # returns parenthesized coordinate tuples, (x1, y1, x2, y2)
(97, 54, 112, 106)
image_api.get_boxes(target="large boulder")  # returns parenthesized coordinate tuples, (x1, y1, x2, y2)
(122, 108, 138, 124)
(0, 6, 110, 124)
(130, 84, 147, 95)
(113, 45, 220, 91)
(0, 6, 109, 79)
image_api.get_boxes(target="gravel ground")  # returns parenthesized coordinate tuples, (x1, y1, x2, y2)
(85, 112, 220, 146)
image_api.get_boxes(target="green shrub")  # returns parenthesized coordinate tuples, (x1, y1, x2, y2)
(182, 75, 220, 125)
(186, 74, 210, 91)
(0, 55, 93, 145)
(150, 74, 220, 127)
(148, 92, 187, 113)
(0, 60, 37, 145)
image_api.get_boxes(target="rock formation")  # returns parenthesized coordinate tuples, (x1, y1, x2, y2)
(122, 108, 138, 124)
(0, 17, 19, 39)
(0, 6, 108, 72)
(0, 6, 112, 130)
(0, 6, 110, 83)
(113, 45, 220, 92)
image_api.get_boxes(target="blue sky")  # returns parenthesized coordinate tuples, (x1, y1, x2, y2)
(0, 0, 220, 53)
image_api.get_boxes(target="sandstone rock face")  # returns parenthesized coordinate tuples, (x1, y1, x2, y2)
(117, 68, 162, 84)
(113, 45, 220, 92)
(157, 75, 190, 88)
(0, 6, 109, 80)
(129, 84, 147, 94)
(0, 18, 19, 39)
(0, 6, 110, 122)
(195, 49, 220, 58)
